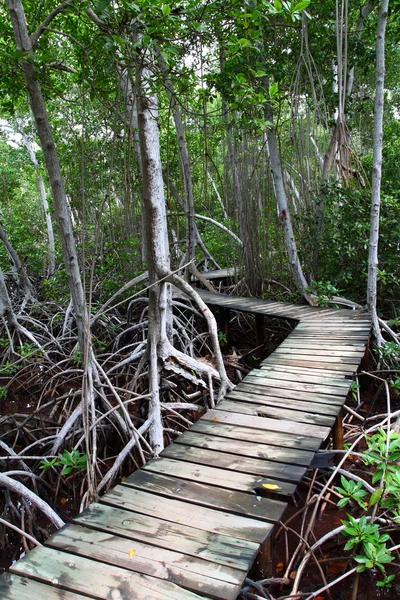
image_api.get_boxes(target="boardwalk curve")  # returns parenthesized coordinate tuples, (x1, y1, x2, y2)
(0, 291, 371, 600)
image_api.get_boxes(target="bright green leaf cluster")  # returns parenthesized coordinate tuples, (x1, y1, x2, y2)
(40, 449, 87, 476)
(336, 475, 368, 509)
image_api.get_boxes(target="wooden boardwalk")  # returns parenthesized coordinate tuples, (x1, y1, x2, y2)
(0, 291, 371, 600)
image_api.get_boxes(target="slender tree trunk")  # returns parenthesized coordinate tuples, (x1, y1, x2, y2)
(367, 0, 389, 346)
(137, 79, 170, 454)
(155, 49, 216, 291)
(0, 220, 34, 297)
(117, 64, 147, 263)
(22, 136, 56, 277)
(264, 102, 311, 300)
(7, 0, 88, 350)
(156, 50, 195, 278)
(0, 267, 19, 328)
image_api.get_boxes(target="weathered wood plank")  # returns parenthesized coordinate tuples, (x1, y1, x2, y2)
(175, 429, 315, 465)
(10, 546, 208, 600)
(202, 409, 330, 439)
(259, 361, 353, 377)
(218, 398, 336, 427)
(268, 352, 360, 371)
(274, 347, 366, 358)
(263, 356, 358, 372)
(263, 352, 359, 364)
(77, 500, 261, 565)
(189, 419, 321, 450)
(258, 366, 348, 387)
(232, 382, 346, 407)
(234, 378, 346, 406)
(0, 574, 89, 600)
(47, 523, 242, 600)
(241, 373, 348, 397)
(161, 443, 306, 482)
(278, 342, 366, 353)
(226, 389, 341, 414)
(282, 336, 368, 345)
(143, 456, 297, 497)
(122, 469, 287, 522)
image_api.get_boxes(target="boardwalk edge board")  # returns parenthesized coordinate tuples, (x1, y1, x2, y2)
(0, 289, 371, 600)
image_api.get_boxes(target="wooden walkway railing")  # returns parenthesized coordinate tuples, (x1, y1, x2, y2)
(0, 291, 371, 600)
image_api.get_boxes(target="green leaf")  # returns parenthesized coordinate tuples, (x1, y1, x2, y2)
(337, 497, 350, 508)
(269, 82, 278, 98)
(161, 5, 171, 16)
(292, 1, 311, 12)
(369, 487, 383, 507)
(239, 38, 251, 48)
(95, 0, 111, 14)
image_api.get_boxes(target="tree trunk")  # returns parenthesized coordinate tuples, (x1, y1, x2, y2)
(0, 266, 19, 328)
(0, 220, 34, 297)
(367, 0, 389, 346)
(137, 79, 171, 454)
(156, 49, 205, 287)
(22, 135, 56, 277)
(7, 0, 88, 350)
(264, 103, 311, 300)
(117, 64, 147, 263)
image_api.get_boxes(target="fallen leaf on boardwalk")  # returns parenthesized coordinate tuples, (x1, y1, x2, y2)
(275, 562, 284, 573)
(289, 571, 297, 579)
(121, 476, 126, 482)
(128, 549, 136, 558)
(262, 483, 281, 490)
(59, 496, 68, 505)
(211, 417, 219, 422)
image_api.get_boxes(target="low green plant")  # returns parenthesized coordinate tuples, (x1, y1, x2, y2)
(388, 315, 400, 330)
(40, 449, 87, 476)
(218, 331, 228, 346)
(0, 361, 22, 376)
(389, 376, 400, 394)
(336, 476, 368, 509)
(349, 381, 360, 402)
(0, 386, 8, 399)
(335, 429, 400, 587)
(70, 349, 82, 365)
(374, 342, 400, 367)
(305, 280, 340, 307)
(341, 516, 393, 577)
(362, 429, 400, 488)
(17, 342, 41, 358)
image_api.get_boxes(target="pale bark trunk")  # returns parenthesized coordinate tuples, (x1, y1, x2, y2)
(7, 0, 88, 350)
(116, 64, 147, 262)
(137, 81, 170, 454)
(165, 178, 221, 268)
(156, 49, 196, 283)
(0, 267, 19, 328)
(265, 103, 311, 300)
(367, 0, 389, 346)
(22, 136, 56, 277)
(208, 172, 228, 219)
(0, 220, 34, 297)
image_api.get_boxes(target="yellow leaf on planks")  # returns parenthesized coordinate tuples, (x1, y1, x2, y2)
(211, 417, 219, 422)
(262, 483, 281, 490)
(128, 549, 136, 558)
